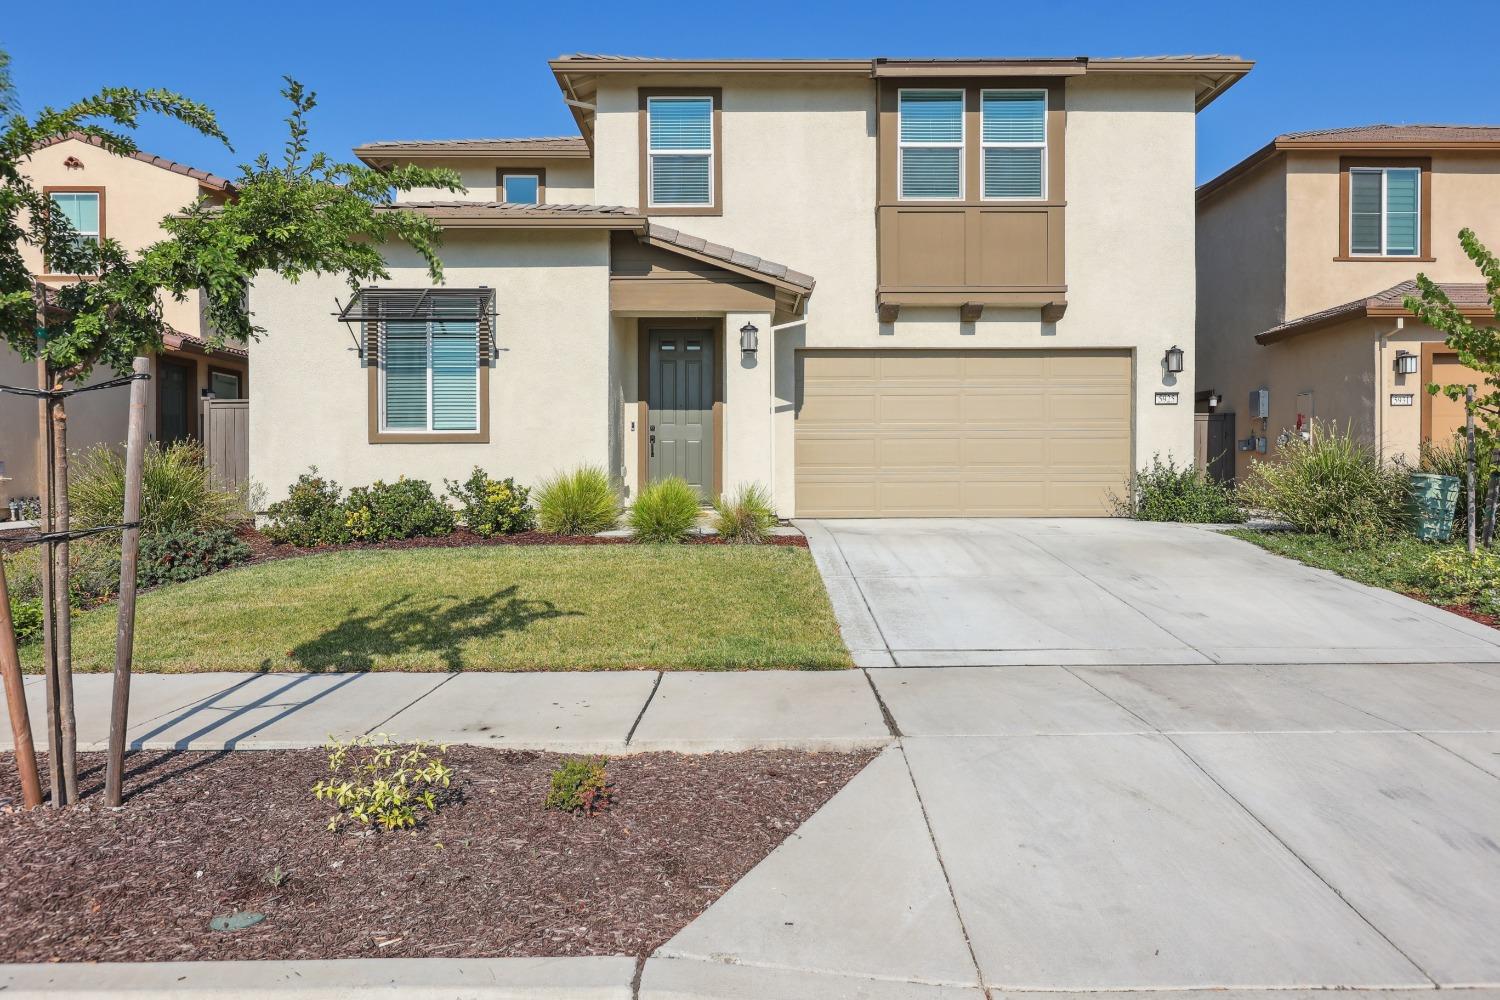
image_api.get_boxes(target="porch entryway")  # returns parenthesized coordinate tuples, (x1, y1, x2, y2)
(645, 324, 719, 499)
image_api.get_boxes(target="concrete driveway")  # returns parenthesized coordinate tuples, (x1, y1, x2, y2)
(801, 518, 1500, 667)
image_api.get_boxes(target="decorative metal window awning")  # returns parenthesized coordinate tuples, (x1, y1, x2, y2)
(334, 287, 497, 362)
(335, 286, 496, 323)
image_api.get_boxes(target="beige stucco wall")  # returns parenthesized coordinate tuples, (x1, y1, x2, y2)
(248, 230, 610, 502)
(400, 159, 594, 204)
(592, 71, 1200, 513)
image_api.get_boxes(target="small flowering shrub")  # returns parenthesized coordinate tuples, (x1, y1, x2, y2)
(343, 478, 455, 541)
(445, 467, 536, 536)
(262, 469, 351, 545)
(1413, 546, 1500, 613)
(312, 734, 455, 831)
(545, 756, 612, 815)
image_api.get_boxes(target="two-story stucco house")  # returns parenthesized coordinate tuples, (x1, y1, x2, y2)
(1197, 125, 1500, 480)
(0, 133, 249, 510)
(251, 53, 1251, 517)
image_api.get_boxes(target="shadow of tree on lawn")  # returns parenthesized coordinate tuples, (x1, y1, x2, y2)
(278, 585, 580, 672)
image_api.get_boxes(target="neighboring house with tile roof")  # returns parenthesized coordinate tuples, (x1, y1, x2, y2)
(252, 53, 1252, 516)
(0, 135, 249, 510)
(1196, 124, 1500, 480)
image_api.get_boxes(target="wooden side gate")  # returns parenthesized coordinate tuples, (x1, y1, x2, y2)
(201, 397, 249, 493)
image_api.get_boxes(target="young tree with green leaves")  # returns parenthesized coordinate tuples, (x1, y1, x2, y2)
(1406, 227, 1500, 542)
(1, 74, 462, 805)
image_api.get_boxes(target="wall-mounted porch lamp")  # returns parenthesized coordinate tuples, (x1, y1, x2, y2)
(1205, 390, 1222, 410)
(1164, 345, 1185, 374)
(740, 321, 759, 355)
(1394, 350, 1419, 375)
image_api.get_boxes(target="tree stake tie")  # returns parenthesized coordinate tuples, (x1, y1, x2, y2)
(0, 371, 150, 399)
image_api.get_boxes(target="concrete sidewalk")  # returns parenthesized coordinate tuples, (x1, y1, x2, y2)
(1, 669, 892, 754)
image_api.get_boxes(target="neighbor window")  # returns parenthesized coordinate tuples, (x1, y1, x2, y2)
(981, 90, 1046, 199)
(899, 89, 964, 200)
(381, 318, 479, 433)
(1349, 167, 1420, 257)
(647, 95, 714, 207)
(501, 172, 540, 204)
(46, 190, 101, 272)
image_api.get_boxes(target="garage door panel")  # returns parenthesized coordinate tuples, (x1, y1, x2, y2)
(796, 350, 1132, 517)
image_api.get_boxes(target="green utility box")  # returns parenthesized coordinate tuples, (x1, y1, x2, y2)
(1408, 472, 1461, 542)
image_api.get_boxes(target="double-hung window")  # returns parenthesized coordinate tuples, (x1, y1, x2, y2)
(47, 190, 101, 272)
(981, 90, 1046, 199)
(381, 317, 480, 433)
(647, 95, 714, 208)
(898, 89, 965, 200)
(1349, 167, 1420, 257)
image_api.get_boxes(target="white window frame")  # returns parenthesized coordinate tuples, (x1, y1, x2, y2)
(1349, 166, 1422, 258)
(897, 88, 966, 202)
(378, 319, 479, 434)
(979, 88, 1048, 202)
(646, 95, 715, 208)
(500, 173, 541, 204)
(47, 190, 101, 274)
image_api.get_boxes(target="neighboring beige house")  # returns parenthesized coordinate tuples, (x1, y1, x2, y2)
(253, 53, 1251, 517)
(1197, 125, 1500, 480)
(0, 134, 249, 510)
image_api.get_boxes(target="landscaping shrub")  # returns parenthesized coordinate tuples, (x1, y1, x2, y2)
(4, 536, 122, 611)
(544, 756, 612, 815)
(1237, 421, 1409, 546)
(70, 441, 245, 535)
(712, 483, 778, 542)
(7, 595, 42, 645)
(1108, 455, 1242, 523)
(629, 477, 701, 543)
(262, 469, 350, 546)
(312, 734, 455, 831)
(343, 478, 455, 542)
(137, 528, 252, 588)
(535, 465, 622, 536)
(445, 467, 536, 536)
(1420, 436, 1492, 530)
(1412, 546, 1500, 613)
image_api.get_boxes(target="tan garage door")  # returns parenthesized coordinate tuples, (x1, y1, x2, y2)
(795, 350, 1132, 517)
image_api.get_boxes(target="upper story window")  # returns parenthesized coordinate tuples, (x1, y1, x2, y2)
(1349, 166, 1420, 257)
(46, 189, 102, 273)
(381, 318, 480, 433)
(898, 89, 965, 200)
(981, 90, 1046, 200)
(647, 95, 715, 209)
(500, 170, 542, 204)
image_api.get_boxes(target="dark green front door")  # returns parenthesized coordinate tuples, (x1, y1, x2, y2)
(648, 329, 715, 497)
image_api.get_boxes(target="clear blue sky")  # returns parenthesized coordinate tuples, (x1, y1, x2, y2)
(5, 0, 1497, 186)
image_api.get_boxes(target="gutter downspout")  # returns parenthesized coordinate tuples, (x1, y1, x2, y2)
(1376, 317, 1404, 465)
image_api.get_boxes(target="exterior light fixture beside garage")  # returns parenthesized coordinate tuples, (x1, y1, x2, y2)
(740, 321, 759, 355)
(1394, 350, 1418, 375)
(1164, 345, 1185, 374)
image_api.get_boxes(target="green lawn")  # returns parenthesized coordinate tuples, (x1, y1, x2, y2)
(1226, 528, 1447, 600)
(25, 545, 852, 673)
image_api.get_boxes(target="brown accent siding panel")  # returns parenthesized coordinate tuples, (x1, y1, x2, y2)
(794, 350, 1131, 517)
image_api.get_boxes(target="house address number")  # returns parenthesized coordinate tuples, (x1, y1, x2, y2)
(1390, 393, 1414, 407)
(1154, 392, 1179, 405)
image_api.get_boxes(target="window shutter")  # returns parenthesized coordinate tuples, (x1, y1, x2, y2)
(1384, 168, 1419, 256)
(1349, 171, 1383, 254)
(383, 321, 429, 429)
(430, 320, 479, 431)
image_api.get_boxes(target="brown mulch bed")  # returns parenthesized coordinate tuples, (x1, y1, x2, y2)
(238, 525, 807, 567)
(0, 746, 873, 963)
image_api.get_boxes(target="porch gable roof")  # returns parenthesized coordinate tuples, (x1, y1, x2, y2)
(1254, 280, 1494, 346)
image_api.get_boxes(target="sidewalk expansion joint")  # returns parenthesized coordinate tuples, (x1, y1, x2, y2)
(861, 668, 902, 738)
(363, 673, 459, 737)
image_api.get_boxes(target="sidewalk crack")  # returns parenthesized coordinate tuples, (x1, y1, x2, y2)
(364, 672, 459, 735)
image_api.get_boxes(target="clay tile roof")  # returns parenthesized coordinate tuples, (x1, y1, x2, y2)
(394, 200, 638, 215)
(1278, 124, 1500, 144)
(30, 132, 233, 191)
(645, 222, 814, 292)
(1255, 280, 1494, 345)
(353, 136, 590, 161)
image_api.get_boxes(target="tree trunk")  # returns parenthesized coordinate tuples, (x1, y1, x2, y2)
(35, 354, 62, 806)
(105, 357, 151, 807)
(51, 398, 77, 804)
(0, 557, 43, 809)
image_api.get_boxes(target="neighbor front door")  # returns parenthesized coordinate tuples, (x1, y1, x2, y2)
(647, 329, 715, 497)
(157, 357, 196, 443)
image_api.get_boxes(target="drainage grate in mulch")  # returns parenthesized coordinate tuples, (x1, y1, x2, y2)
(0, 746, 873, 963)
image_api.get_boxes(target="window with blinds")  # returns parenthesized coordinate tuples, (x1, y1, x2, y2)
(381, 319, 480, 432)
(898, 90, 964, 199)
(648, 96, 714, 206)
(47, 190, 101, 272)
(981, 90, 1046, 199)
(1350, 167, 1420, 257)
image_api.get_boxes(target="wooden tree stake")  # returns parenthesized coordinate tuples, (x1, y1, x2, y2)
(35, 353, 62, 806)
(0, 556, 43, 808)
(105, 357, 150, 807)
